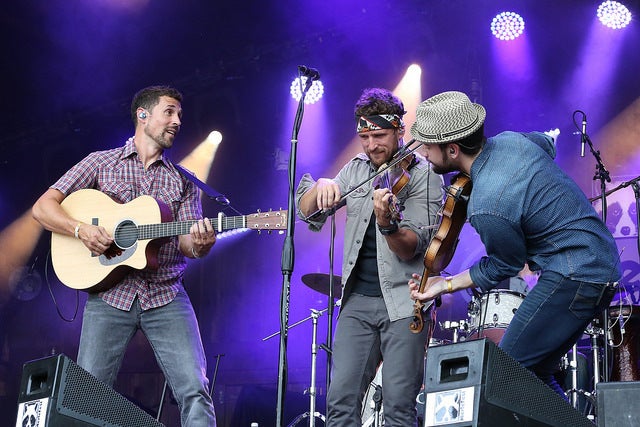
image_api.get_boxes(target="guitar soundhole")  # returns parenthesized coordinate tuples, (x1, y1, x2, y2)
(114, 220, 138, 249)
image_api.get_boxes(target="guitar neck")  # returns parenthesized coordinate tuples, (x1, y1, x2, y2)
(138, 216, 246, 240)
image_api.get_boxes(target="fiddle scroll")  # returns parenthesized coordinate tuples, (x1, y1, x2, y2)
(409, 173, 472, 333)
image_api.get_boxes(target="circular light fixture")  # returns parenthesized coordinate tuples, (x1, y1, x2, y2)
(597, 1, 632, 29)
(290, 77, 324, 104)
(490, 12, 525, 41)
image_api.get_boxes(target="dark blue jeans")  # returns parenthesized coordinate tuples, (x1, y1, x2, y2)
(499, 271, 616, 397)
(77, 289, 216, 426)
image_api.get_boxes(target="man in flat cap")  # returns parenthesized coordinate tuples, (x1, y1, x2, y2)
(409, 91, 620, 399)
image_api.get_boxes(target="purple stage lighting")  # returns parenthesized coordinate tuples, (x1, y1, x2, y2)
(290, 76, 324, 104)
(491, 11, 525, 41)
(597, 1, 632, 29)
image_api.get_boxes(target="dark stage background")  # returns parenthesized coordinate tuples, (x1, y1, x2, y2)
(1, 1, 640, 425)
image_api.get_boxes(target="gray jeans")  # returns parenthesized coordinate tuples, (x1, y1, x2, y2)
(77, 289, 216, 427)
(327, 293, 431, 427)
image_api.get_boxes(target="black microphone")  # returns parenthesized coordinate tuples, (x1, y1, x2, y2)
(298, 65, 320, 81)
(581, 114, 587, 157)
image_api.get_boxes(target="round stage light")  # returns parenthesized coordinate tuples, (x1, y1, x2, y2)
(597, 1, 632, 29)
(491, 12, 525, 41)
(290, 77, 324, 104)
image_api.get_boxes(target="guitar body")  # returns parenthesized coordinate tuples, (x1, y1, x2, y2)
(51, 189, 167, 292)
(51, 189, 287, 292)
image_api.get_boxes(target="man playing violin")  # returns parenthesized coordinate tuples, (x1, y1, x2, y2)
(408, 91, 621, 399)
(296, 87, 443, 426)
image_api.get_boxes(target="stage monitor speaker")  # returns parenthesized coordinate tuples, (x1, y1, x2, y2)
(15, 353, 164, 427)
(423, 338, 593, 426)
(596, 381, 640, 427)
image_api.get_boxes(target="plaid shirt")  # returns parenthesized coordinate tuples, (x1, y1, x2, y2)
(52, 137, 202, 311)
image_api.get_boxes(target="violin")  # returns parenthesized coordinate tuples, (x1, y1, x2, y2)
(372, 152, 417, 222)
(409, 173, 472, 333)
(304, 140, 422, 221)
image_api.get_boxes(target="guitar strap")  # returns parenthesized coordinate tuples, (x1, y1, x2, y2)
(173, 163, 230, 206)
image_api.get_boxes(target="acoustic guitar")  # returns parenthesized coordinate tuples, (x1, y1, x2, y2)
(51, 189, 286, 292)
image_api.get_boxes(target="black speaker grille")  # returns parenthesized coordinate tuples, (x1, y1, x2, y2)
(57, 357, 164, 427)
(484, 343, 593, 427)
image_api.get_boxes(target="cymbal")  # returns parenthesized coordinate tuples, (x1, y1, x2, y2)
(302, 273, 342, 298)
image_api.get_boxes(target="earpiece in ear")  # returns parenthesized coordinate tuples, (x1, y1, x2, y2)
(449, 148, 455, 154)
(139, 112, 147, 119)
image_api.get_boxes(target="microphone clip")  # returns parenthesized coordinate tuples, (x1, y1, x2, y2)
(298, 65, 320, 81)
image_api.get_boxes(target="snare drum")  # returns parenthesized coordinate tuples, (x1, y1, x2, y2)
(467, 290, 525, 344)
(608, 304, 640, 382)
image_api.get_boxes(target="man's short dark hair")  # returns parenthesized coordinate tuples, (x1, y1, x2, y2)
(131, 85, 183, 125)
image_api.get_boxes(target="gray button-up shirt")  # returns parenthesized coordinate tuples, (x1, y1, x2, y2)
(296, 153, 444, 321)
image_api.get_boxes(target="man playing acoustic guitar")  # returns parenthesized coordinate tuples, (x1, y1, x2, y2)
(32, 85, 217, 426)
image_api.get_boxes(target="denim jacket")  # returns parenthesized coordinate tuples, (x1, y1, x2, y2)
(468, 131, 621, 291)
(296, 153, 444, 321)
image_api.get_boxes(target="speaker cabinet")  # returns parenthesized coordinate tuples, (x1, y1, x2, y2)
(15, 353, 164, 427)
(596, 381, 640, 427)
(423, 339, 593, 426)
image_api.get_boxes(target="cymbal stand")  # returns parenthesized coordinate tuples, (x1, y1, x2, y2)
(286, 309, 326, 427)
(563, 343, 579, 408)
(589, 324, 603, 388)
(362, 384, 383, 427)
(570, 344, 579, 408)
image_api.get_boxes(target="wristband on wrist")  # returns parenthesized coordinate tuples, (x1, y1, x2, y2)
(444, 276, 454, 293)
(74, 222, 82, 239)
(377, 221, 399, 235)
(191, 247, 201, 259)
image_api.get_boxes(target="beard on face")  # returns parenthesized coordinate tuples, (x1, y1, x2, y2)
(145, 126, 175, 149)
(430, 147, 457, 175)
(431, 162, 456, 175)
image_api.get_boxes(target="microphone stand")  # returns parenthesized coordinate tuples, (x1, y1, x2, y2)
(322, 215, 337, 415)
(275, 73, 315, 427)
(633, 182, 640, 258)
(583, 130, 612, 384)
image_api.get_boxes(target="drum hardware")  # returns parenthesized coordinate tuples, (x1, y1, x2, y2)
(583, 323, 605, 388)
(287, 309, 327, 427)
(562, 344, 582, 410)
(362, 383, 383, 427)
(561, 344, 597, 417)
(362, 363, 384, 427)
(569, 344, 578, 408)
(265, 307, 334, 427)
(440, 319, 469, 343)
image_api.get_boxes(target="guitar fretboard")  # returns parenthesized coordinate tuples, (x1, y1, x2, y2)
(138, 216, 247, 240)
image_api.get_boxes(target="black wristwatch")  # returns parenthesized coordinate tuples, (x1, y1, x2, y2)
(378, 221, 399, 235)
